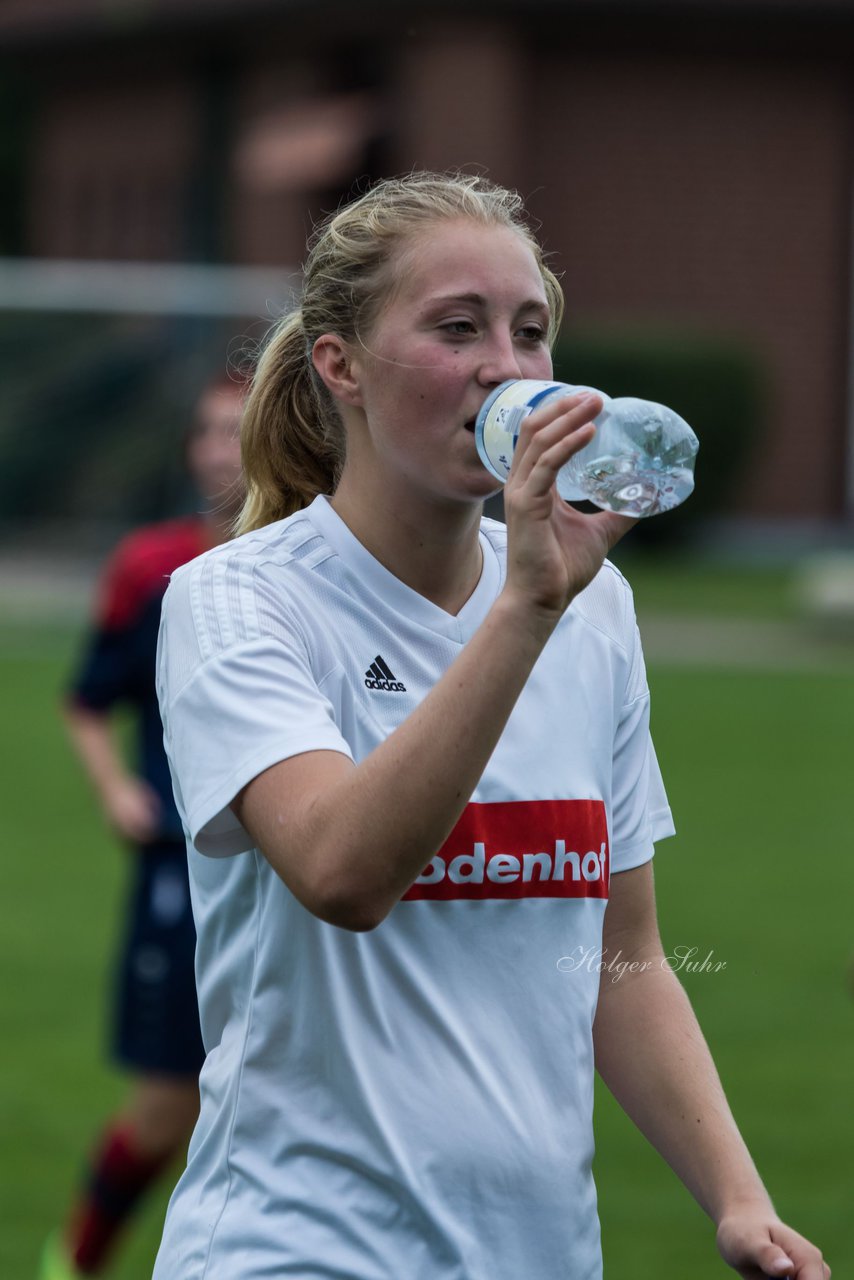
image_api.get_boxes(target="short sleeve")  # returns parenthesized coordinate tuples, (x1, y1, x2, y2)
(68, 623, 146, 712)
(609, 616, 675, 873)
(157, 567, 353, 858)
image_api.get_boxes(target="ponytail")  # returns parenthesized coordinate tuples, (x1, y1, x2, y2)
(235, 311, 344, 535)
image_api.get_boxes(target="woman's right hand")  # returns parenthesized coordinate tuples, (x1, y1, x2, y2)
(502, 392, 636, 622)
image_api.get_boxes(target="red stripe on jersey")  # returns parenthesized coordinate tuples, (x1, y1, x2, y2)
(402, 800, 609, 902)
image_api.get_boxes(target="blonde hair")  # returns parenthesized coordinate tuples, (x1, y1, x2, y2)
(236, 171, 565, 534)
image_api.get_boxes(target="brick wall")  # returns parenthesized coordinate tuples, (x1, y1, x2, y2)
(29, 73, 199, 261)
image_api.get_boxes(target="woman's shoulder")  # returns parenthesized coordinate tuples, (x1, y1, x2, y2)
(161, 508, 325, 650)
(573, 559, 638, 654)
(170, 508, 321, 589)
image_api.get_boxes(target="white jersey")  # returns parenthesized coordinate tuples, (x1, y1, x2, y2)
(154, 495, 674, 1280)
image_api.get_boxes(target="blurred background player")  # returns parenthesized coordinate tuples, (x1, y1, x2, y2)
(39, 374, 246, 1280)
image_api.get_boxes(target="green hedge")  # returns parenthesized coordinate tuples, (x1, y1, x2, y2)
(552, 327, 767, 544)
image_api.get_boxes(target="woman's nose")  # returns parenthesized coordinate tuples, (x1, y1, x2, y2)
(477, 335, 523, 386)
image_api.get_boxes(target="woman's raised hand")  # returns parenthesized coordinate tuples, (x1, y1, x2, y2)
(502, 392, 637, 622)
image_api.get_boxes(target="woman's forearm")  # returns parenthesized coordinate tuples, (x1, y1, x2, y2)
(594, 958, 773, 1223)
(63, 702, 161, 842)
(63, 703, 131, 803)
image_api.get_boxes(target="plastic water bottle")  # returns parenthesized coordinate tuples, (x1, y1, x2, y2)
(475, 379, 699, 517)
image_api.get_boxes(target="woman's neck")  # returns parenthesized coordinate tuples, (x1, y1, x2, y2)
(330, 483, 484, 615)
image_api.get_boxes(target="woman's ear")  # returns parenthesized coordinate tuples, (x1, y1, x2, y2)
(312, 335, 364, 408)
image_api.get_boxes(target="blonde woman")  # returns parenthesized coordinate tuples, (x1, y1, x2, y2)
(154, 173, 827, 1280)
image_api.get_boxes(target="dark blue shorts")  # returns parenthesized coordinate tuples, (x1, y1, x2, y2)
(112, 839, 205, 1076)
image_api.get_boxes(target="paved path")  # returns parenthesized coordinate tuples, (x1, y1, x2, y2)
(636, 611, 854, 675)
(0, 553, 96, 625)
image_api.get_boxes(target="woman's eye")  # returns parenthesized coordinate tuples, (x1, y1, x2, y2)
(440, 320, 477, 337)
(518, 325, 546, 343)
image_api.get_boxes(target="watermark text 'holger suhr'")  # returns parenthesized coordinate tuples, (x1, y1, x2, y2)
(556, 945, 727, 983)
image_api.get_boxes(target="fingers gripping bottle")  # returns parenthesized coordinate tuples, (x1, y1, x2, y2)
(475, 380, 699, 517)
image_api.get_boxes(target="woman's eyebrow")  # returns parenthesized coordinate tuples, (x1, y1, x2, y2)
(422, 293, 549, 314)
(422, 292, 488, 309)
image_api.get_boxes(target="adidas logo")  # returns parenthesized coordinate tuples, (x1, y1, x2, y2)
(364, 655, 406, 692)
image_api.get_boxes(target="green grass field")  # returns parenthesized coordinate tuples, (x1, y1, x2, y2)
(1, 581, 851, 1278)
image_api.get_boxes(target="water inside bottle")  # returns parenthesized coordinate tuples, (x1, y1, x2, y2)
(558, 456, 695, 516)
(556, 396, 698, 516)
